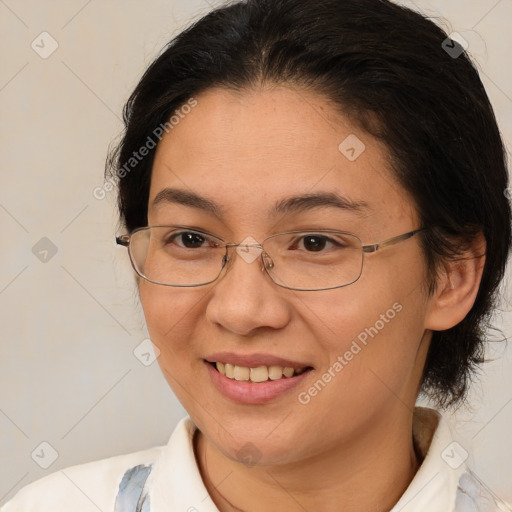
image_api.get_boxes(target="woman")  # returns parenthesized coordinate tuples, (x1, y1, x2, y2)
(4, 0, 511, 510)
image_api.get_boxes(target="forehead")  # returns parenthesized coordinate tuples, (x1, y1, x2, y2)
(148, 86, 417, 231)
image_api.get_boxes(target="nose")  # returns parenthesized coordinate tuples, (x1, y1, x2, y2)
(205, 241, 291, 337)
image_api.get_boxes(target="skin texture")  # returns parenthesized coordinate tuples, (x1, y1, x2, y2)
(139, 85, 485, 512)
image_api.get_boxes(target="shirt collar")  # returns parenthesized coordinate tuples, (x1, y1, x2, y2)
(391, 407, 466, 511)
(149, 415, 219, 512)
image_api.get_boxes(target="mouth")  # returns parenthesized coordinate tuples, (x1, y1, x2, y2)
(205, 360, 314, 383)
(204, 358, 314, 405)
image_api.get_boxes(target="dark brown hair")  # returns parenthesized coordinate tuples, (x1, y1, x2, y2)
(107, 0, 511, 407)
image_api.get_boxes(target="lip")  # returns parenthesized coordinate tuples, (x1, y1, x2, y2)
(204, 352, 313, 370)
(205, 361, 313, 404)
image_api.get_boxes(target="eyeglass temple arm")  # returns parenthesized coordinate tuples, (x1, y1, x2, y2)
(362, 228, 425, 254)
(116, 235, 130, 247)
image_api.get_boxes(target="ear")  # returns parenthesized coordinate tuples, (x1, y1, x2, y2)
(425, 232, 486, 331)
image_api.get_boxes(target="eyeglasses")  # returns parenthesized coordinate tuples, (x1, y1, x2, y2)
(116, 226, 425, 291)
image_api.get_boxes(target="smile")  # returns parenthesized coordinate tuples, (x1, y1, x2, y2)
(205, 360, 314, 404)
(211, 361, 310, 382)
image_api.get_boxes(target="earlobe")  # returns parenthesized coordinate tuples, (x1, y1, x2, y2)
(425, 234, 486, 331)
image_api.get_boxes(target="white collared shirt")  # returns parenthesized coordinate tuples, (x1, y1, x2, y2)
(3, 408, 510, 511)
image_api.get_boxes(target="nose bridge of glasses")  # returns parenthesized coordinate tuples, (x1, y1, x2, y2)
(226, 236, 263, 263)
(224, 237, 274, 271)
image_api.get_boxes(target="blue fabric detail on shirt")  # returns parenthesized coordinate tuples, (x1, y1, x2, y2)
(115, 464, 153, 512)
(455, 470, 512, 511)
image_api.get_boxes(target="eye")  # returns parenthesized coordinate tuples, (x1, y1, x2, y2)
(301, 235, 328, 252)
(293, 234, 341, 252)
(165, 230, 218, 249)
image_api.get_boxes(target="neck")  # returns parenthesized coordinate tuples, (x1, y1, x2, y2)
(194, 411, 421, 512)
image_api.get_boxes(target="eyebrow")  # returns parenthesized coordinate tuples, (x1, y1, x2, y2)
(151, 187, 369, 218)
(272, 192, 369, 217)
(152, 188, 224, 217)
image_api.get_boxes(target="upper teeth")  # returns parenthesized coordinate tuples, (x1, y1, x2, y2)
(215, 362, 306, 382)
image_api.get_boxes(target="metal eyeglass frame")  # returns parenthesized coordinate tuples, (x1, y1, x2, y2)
(116, 227, 426, 291)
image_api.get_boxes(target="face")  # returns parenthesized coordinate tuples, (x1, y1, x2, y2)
(140, 85, 433, 466)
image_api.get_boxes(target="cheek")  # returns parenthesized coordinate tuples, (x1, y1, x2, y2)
(296, 264, 428, 411)
(138, 282, 206, 359)
(139, 283, 210, 411)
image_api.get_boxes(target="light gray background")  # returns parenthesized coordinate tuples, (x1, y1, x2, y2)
(1, 0, 511, 506)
